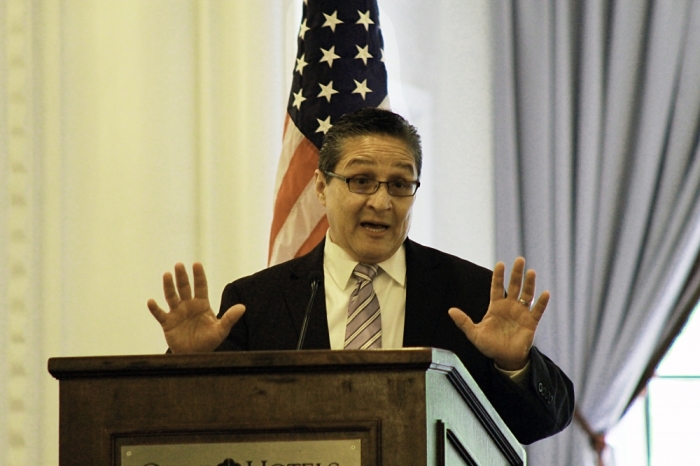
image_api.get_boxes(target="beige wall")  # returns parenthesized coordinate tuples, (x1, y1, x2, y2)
(0, 0, 493, 463)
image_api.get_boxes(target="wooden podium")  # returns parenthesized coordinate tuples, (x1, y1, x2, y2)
(48, 348, 525, 465)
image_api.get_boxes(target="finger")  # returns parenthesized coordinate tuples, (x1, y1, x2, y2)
(192, 262, 208, 300)
(490, 262, 506, 302)
(519, 269, 537, 304)
(174, 262, 192, 301)
(506, 257, 526, 300)
(162, 271, 180, 310)
(219, 304, 246, 335)
(448, 307, 476, 339)
(147, 299, 168, 325)
(529, 290, 550, 322)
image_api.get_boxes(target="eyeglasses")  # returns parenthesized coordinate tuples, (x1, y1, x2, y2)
(324, 171, 420, 197)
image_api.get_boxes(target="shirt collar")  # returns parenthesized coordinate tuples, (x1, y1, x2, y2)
(323, 230, 407, 289)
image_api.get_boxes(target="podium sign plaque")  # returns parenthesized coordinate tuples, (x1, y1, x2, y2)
(120, 439, 360, 466)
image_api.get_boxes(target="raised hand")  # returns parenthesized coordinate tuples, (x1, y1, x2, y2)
(449, 257, 549, 370)
(147, 262, 245, 353)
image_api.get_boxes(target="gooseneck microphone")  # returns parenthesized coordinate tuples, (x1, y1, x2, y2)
(296, 271, 322, 350)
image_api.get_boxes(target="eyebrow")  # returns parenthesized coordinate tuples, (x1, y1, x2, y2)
(344, 158, 416, 174)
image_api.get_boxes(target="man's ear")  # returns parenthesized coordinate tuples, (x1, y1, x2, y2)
(314, 169, 327, 205)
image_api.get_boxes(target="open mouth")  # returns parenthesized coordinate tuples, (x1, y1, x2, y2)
(361, 222, 389, 232)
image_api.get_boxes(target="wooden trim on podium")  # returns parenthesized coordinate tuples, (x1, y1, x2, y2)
(445, 369, 524, 465)
(48, 348, 445, 379)
(436, 420, 478, 466)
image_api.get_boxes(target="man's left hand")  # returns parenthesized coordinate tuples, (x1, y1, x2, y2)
(448, 257, 549, 371)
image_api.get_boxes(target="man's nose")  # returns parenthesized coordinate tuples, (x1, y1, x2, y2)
(366, 183, 392, 209)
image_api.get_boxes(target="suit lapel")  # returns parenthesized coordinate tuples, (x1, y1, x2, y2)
(283, 239, 331, 350)
(403, 239, 448, 347)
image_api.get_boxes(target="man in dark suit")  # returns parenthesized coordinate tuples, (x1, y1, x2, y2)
(148, 107, 574, 445)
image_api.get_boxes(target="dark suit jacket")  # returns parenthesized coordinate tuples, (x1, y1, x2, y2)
(216, 238, 574, 444)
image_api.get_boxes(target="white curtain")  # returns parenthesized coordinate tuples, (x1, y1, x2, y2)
(491, 0, 700, 464)
(0, 0, 289, 462)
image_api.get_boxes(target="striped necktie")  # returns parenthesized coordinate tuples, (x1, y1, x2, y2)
(344, 263, 382, 349)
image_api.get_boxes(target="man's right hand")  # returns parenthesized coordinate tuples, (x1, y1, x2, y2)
(147, 262, 245, 353)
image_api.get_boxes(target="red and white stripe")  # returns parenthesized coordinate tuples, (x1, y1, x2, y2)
(268, 115, 328, 265)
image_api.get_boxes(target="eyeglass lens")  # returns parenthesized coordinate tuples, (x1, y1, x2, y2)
(347, 178, 416, 196)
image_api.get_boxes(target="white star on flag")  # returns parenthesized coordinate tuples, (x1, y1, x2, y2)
(316, 116, 332, 134)
(356, 10, 374, 31)
(292, 89, 306, 110)
(352, 79, 372, 100)
(298, 18, 310, 39)
(295, 54, 308, 74)
(318, 81, 339, 102)
(319, 46, 341, 68)
(322, 11, 343, 32)
(355, 44, 373, 65)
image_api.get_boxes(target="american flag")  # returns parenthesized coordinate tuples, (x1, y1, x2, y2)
(268, 0, 389, 265)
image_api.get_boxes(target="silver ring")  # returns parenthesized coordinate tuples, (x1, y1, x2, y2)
(518, 298, 531, 307)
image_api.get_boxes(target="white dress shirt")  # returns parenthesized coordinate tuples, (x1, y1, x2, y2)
(323, 232, 406, 349)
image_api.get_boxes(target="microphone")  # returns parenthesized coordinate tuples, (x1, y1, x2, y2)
(296, 271, 322, 350)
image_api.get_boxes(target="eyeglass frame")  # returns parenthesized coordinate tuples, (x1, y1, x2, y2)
(323, 171, 421, 197)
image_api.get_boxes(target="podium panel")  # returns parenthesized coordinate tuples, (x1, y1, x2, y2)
(48, 348, 525, 465)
